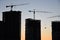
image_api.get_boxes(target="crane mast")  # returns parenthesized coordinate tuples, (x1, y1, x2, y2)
(29, 9, 52, 20)
(29, 9, 35, 19)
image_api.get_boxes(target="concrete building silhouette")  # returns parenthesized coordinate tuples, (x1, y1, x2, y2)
(25, 18, 41, 40)
(2, 11, 21, 40)
(52, 21, 60, 40)
(0, 21, 4, 40)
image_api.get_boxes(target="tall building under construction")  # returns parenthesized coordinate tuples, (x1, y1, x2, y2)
(3, 11, 21, 40)
(52, 21, 60, 40)
(0, 21, 4, 40)
(25, 18, 41, 40)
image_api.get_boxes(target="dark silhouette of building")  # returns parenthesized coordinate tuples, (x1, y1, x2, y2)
(52, 21, 60, 40)
(25, 18, 41, 40)
(2, 11, 21, 40)
(0, 21, 4, 40)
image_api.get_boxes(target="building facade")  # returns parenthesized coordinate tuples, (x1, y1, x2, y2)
(52, 21, 60, 40)
(25, 18, 41, 40)
(3, 11, 21, 40)
(0, 21, 4, 40)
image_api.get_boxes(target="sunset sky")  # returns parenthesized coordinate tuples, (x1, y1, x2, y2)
(0, 0, 60, 40)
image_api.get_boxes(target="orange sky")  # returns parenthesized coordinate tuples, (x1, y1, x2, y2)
(21, 23, 52, 40)
(21, 19, 52, 40)
(21, 30, 52, 40)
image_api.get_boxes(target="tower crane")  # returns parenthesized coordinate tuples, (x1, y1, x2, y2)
(29, 9, 52, 20)
(6, 3, 29, 11)
(46, 15, 60, 29)
(48, 15, 60, 18)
